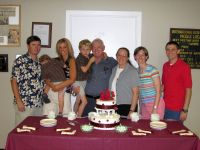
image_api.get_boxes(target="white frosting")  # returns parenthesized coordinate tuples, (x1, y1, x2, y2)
(89, 99, 120, 130)
(89, 112, 120, 124)
(96, 99, 116, 106)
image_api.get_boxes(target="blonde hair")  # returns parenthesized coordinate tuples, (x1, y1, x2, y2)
(79, 39, 92, 50)
(56, 38, 74, 60)
(39, 54, 51, 63)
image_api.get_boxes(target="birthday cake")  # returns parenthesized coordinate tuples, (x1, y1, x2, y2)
(88, 90, 120, 130)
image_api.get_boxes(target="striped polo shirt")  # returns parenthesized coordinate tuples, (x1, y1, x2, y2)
(138, 64, 159, 104)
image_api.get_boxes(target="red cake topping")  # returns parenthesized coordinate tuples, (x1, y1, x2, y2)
(100, 89, 115, 100)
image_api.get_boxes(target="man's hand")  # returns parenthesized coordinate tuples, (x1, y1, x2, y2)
(73, 86, 80, 94)
(180, 111, 187, 121)
(16, 99, 25, 112)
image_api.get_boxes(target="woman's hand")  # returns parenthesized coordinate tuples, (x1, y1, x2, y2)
(51, 84, 60, 92)
(152, 108, 157, 114)
(51, 83, 66, 92)
(128, 111, 132, 119)
(45, 80, 62, 92)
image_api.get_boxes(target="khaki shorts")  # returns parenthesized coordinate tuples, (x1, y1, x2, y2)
(43, 88, 71, 116)
(14, 104, 42, 126)
(72, 81, 86, 97)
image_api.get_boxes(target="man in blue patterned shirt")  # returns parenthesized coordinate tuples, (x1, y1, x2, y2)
(83, 38, 117, 116)
(11, 35, 44, 125)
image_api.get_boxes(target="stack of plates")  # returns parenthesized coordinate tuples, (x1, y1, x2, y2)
(40, 118, 57, 127)
(150, 121, 167, 130)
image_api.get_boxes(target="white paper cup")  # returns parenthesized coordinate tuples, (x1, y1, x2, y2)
(68, 112, 76, 120)
(130, 112, 139, 122)
(47, 111, 56, 119)
(88, 112, 95, 119)
(151, 113, 160, 122)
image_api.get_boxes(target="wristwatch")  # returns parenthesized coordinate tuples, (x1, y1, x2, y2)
(181, 109, 188, 113)
(153, 105, 157, 109)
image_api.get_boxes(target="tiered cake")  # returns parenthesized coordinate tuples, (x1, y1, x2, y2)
(88, 90, 120, 130)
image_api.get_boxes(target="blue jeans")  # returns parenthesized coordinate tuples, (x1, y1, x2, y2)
(82, 96, 97, 117)
(164, 108, 181, 121)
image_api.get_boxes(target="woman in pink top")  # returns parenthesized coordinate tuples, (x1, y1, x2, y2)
(134, 46, 165, 120)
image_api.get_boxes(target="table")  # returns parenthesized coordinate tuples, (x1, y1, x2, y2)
(198, 140, 200, 150)
(6, 116, 198, 150)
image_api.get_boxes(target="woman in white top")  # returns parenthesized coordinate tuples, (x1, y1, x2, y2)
(109, 47, 139, 117)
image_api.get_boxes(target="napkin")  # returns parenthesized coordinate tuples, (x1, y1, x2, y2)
(68, 122, 76, 126)
(61, 130, 76, 135)
(179, 131, 194, 136)
(22, 125, 36, 131)
(172, 129, 186, 134)
(17, 128, 31, 133)
(171, 129, 193, 136)
(56, 127, 71, 132)
(132, 130, 147, 136)
(137, 128, 151, 134)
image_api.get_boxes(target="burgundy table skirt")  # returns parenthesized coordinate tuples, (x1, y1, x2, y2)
(6, 116, 198, 150)
(198, 140, 200, 150)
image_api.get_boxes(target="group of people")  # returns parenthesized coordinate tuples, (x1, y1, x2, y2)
(11, 35, 192, 126)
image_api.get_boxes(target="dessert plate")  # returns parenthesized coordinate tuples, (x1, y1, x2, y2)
(40, 118, 57, 127)
(150, 121, 167, 130)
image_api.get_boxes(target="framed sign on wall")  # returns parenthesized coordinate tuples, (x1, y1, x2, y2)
(0, 5, 20, 47)
(170, 28, 200, 69)
(32, 22, 52, 48)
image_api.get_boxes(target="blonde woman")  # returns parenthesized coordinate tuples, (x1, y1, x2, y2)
(46, 38, 76, 116)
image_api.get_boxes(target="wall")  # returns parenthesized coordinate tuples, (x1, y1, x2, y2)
(0, 0, 200, 148)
